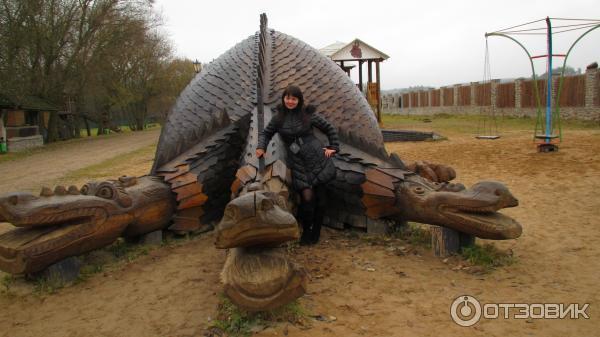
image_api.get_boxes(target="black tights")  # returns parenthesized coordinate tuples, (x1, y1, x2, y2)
(298, 185, 326, 244)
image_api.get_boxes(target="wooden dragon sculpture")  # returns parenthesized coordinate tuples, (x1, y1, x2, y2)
(0, 15, 521, 311)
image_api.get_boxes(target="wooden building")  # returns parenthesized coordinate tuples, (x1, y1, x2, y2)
(320, 39, 389, 123)
(0, 94, 59, 152)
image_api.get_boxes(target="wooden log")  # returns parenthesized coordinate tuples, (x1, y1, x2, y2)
(431, 225, 475, 257)
(221, 247, 307, 312)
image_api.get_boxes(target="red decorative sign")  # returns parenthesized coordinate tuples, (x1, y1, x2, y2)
(350, 41, 362, 59)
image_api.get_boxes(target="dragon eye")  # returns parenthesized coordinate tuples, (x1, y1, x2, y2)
(224, 205, 238, 220)
(97, 186, 114, 199)
(261, 198, 274, 211)
(80, 185, 89, 195)
(414, 186, 425, 194)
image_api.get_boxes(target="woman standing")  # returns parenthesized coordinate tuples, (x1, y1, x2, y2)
(256, 85, 339, 245)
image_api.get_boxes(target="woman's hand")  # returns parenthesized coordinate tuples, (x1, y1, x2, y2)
(256, 148, 265, 158)
(323, 148, 336, 158)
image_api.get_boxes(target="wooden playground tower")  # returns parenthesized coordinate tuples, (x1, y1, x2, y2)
(320, 39, 389, 124)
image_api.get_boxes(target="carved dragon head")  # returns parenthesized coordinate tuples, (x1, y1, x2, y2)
(0, 176, 173, 274)
(395, 176, 521, 240)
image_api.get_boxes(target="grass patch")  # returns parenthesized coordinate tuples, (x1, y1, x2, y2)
(1, 274, 14, 293)
(460, 243, 515, 270)
(336, 222, 432, 250)
(77, 237, 153, 281)
(79, 124, 160, 137)
(381, 113, 599, 135)
(105, 238, 150, 261)
(210, 295, 308, 337)
(57, 143, 156, 181)
(392, 222, 432, 248)
(33, 275, 62, 295)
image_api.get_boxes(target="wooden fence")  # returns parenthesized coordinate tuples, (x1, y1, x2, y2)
(496, 82, 515, 108)
(410, 92, 418, 108)
(419, 91, 428, 107)
(475, 83, 491, 106)
(521, 79, 547, 108)
(458, 86, 470, 106)
(386, 72, 596, 114)
(443, 88, 453, 106)
(557, 75, 585, 107)
(431, 89, 440, 107)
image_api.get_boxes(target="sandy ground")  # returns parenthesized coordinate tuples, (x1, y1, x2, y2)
(1, 127, 599, 336)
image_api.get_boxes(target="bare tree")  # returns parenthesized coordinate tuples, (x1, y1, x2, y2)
(0, 0, 191, 141)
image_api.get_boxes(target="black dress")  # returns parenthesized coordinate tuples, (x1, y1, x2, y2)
(257, 105, 340, 191)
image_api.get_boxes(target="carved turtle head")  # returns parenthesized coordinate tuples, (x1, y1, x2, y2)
(395, 178, 522, 239)
(215, 190, 298, 249)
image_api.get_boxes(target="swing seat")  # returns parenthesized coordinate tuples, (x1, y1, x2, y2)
(476, 135, 501, 140)
(534, 134, 560, 140)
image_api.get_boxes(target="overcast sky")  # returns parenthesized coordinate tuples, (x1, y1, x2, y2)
(153, 0, 600, 90)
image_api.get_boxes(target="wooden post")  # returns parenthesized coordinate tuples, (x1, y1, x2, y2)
(431, 225, 475, 257)
(375, 60, 381, 123)
(368, 60, 373, 83)
(0, 111, 5, 141)
(358, 60, 363, 92)
(340, 61, 349, 77)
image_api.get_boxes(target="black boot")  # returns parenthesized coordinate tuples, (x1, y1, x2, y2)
(309, 186, 328, 244)
(298, 202, 314, 245)
(300, 225, 312, 245)
(310, 207, 324, 244)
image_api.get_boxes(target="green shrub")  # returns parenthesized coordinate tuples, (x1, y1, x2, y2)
(461, 243, 515, 269)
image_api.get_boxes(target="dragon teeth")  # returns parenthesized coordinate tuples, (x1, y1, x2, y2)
(54, 186, 67, 196)
(40, 187, 54, 197)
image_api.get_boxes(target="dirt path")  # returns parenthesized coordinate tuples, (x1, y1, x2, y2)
(1, 128, 599, 336)
(0, 129, 160, 194)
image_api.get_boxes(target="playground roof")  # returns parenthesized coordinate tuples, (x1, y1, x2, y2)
(0, 94, 60, 111)
(319, 38, 389, 62)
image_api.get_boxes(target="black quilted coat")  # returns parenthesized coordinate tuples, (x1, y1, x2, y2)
(257, 105, 340, 191)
